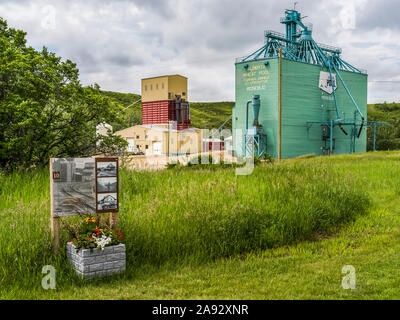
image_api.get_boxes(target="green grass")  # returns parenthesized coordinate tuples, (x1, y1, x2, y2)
(1, 152, 400, 299)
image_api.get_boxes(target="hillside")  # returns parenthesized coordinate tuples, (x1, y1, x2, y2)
(189, 102, 233, 129)
(100, 91, 142, 132)
(100, 90, 233, 131)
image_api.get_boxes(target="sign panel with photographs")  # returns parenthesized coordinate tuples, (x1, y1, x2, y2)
(95, 158, 119, 213)
(51, 158, 96, 217)
(50, 157, 119, 217)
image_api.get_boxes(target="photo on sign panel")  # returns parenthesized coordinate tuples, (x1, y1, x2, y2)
(97, 177, 118, 193)
(97, 161, 117, 177)
(97, 193, 118, 211)
(51, 158, 96, 217)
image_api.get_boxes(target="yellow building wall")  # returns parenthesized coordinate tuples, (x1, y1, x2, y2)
(141, 75, 187, 103)
(167, 129, 202, 155)
(115, 126, 164, 154)
(167, 75, 188, 101)
(141, 76, 169, 103)
(116, 125, 202, 156)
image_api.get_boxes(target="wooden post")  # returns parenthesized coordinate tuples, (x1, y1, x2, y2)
(109, 212, 119, 228)
(51, 216, 60, 253)
(50, 159, 60, 253)
(109, 173, 120, 228)
(278, 48, 282, 161)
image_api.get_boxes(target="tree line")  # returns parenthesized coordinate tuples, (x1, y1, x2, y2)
(367, 103, 400, 151)
(0, 18, 127, 171)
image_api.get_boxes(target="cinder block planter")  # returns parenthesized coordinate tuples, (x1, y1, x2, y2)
(66, 242, 126, 279)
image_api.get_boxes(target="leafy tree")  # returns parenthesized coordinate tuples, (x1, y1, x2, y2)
(367, 103, 400, 151)
(0, 18, 127, 170)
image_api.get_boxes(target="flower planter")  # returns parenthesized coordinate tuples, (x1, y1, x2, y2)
(66, 242, 126, 279)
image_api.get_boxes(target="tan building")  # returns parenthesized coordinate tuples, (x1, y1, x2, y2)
(141, 75, 188, 103)
(115, 124, 202, 156)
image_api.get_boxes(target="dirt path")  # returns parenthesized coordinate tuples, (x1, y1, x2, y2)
(118, 151, 237, 171)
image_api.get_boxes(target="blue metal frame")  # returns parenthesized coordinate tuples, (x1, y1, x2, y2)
(217, 115, 232, 132)
(307, 120, 390, 154)
(239, 10, 365, 75)
(217, 115, 233, 151)
(245, 133, 267, 158)
(243, 96, 268, 158)
(237, 8, 375, 152)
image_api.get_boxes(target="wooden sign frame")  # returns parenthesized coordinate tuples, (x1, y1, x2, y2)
(50, 157, 120, 252)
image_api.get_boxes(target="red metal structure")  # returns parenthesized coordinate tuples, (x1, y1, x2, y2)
(202, 140, 225, 151)
(142, 97, 191, 130)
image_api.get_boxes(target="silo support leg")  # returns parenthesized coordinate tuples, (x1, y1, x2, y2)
(373, 123, 377, 152)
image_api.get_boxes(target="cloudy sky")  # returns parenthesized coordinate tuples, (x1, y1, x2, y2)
(0, 0, 399, 103)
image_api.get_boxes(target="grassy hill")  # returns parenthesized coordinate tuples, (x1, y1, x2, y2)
(100, 91, 142, 132)
(100, 90, 233, 131)
(189, 102, 233, 129)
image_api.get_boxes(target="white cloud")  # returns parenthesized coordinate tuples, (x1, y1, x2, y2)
(0, 0, 398, 103)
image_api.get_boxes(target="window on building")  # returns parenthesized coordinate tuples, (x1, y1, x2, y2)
(156, 83, 159, 90)
(182, 92, 186, 96)
(145, 145, 148, 149)
(162, 83, 164, 89)
(136, 145, 140, 148)
(145, 135, 148, 139)
(150, 84, 153, 90)
(136, 135, 139, 139)
(145, 85, 147, 91)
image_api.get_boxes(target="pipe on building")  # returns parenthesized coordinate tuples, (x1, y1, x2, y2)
(278, 48, 282, 160)
(246, 100, 252, 131)
(332, 63, 365, 138)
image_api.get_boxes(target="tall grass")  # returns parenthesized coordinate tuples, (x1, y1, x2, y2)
(0, 158, 371, 295)
(0, 169, 57, 293)
(120, 165, 369, 266)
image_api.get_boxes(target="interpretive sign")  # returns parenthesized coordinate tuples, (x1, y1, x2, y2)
(51, 158, 96, 217)
(50, 157, 119, 251)
(50, 158, 119, 217)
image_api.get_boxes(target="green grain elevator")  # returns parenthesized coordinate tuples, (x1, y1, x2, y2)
(232, 9, 368, 159)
